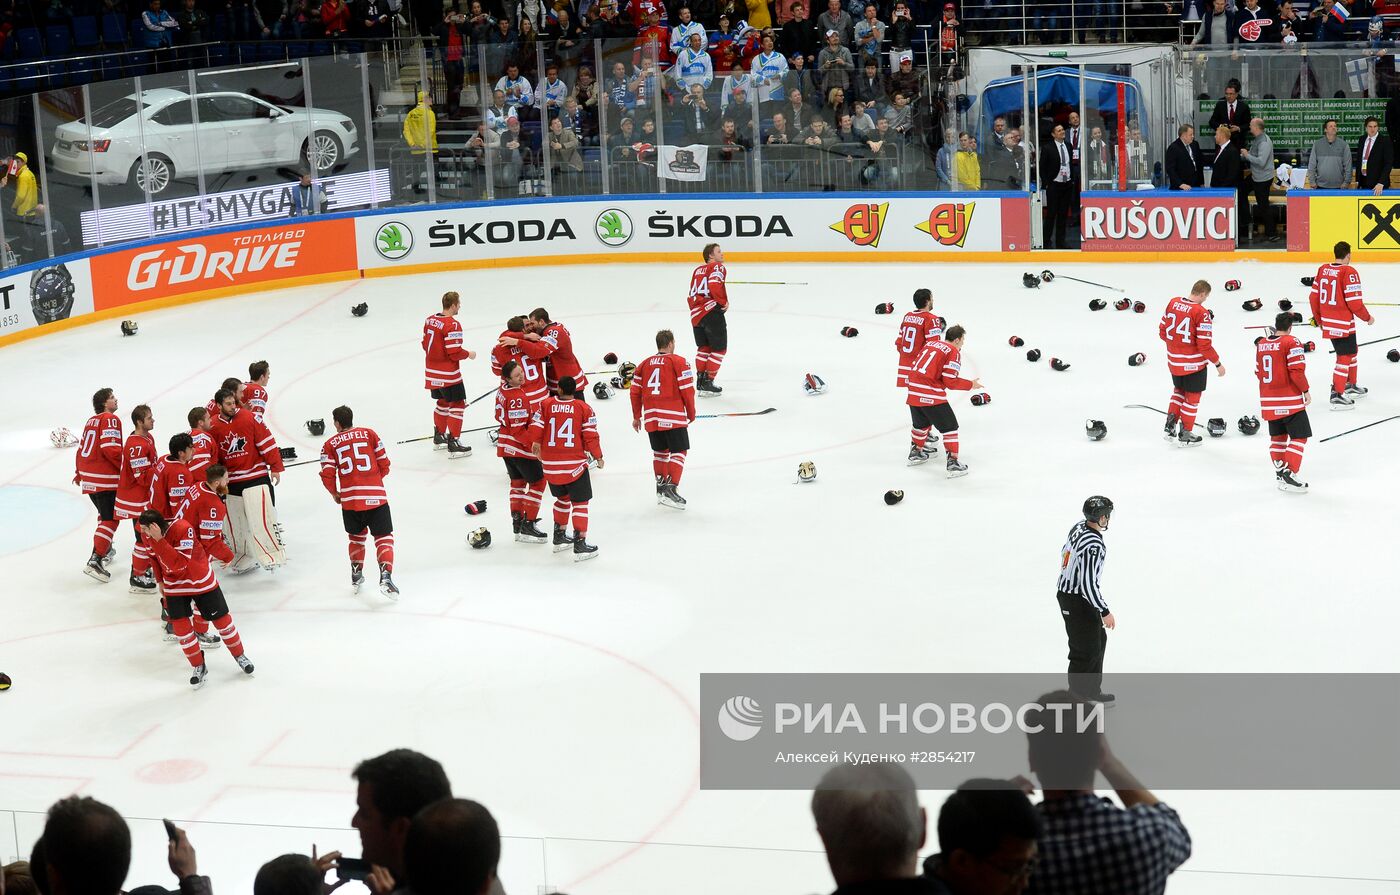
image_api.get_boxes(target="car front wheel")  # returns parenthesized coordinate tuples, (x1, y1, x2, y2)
(129, 155, 174, 196)
(303, 131, 344, 174)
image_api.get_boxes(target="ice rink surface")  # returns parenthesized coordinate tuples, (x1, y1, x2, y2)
(1, 260, 1398, 894)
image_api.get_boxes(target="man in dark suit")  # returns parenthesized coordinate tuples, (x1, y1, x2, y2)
(987, 127, 1027, 190)
(1040, 123, 1076, 249)
(1166, 124, 1205, 190)
(1207, 79, 1251, 150)
(1207, 123, 1245, 241)
(1357, 115, 1394, 195)
(673, 84, 718, 141)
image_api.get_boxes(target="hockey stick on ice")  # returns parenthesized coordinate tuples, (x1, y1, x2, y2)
(1041, 270, 1125, 293)
(1330, 333, 1400, 354)
(1320, 415, 1400, 443)
(1123, 404, 1168, 415)
(396, 387, 500, 444)
(696, 407, 777, 419)
(727, 280, 808, 286)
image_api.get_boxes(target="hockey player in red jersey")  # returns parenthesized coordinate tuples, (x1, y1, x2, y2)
(75, 388, 124, 583)
(631, 329, 696, 509)
(528, 307, 589, 397)
(116, 404, 158, 595)
(138, 509, 254, 689)
(1309, 240, 1374, 409)
(211, 388, 285, 571)
(688, 243, 729, 396)
(207, 377, 243, 419)
(149, 433, 195, 522)
(187, 407, 218, 479)
(320, 405, 399, 598)
(1256, 313, 1313, 493)
(242, 360, 271, 424)
(423, 291, 477, 458)
(492, 315, 551, 407)
(895, 288, 945, 388)
(905, 325, 980, 477)
(528, 376, 603, 560)
(1158, 279, 1225, 447)
(176, 464, 234, 566)
(494, 360, 549, 544)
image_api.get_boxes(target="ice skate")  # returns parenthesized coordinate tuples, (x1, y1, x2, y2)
(445, 436, 471, 458)
(189, 663, 208, 690)
(572, 536, 599, 561)
(552, 523, 574, 553)
(1330, 391, 1355, 410)
(196, 631, 222, 649)
(945, 454, 968, 479)
(517, 517, 548, 544)
(659, 482, 687, 510)
(84, 552, 111, 583)
(351, 562, 364, 594)
(1163, 413, 1179, 443)
(378, 564, 399, 600)
(236, 655, 255, 675)
(432, 428, 447, 450)
(1344, 383, 1368, 398)
(1278, 468, 1309, 493)
(908, 445, 930, 466)
(128, 571, 155, 595)
(696, 373, 722, 397)
(1176, 427, 1203, 447)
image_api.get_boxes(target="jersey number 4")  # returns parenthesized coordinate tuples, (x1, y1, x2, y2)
(689, 276, 711, 300)
(1162, 313, 1193, 344)
(548, 417, 576, 448)
(336, 442, 374, 475)
(647, 367, 663, 395)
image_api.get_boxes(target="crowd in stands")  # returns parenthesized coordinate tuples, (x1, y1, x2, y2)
(1, 693, 1192, 895)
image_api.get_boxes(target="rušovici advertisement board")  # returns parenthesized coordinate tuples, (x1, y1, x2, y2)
(354, 194, 1028, 268)
(1079, 191, 1236, 252)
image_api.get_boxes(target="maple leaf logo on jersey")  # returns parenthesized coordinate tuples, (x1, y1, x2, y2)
(916, 202, 975, 247)
(223, 435, 248, 455)
(831, 203, 887, 247)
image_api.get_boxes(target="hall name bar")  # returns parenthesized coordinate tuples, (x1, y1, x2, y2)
(769, 700, 1105, 736)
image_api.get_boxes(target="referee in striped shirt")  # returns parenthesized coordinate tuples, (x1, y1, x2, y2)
(1056, 496, 1116, 705)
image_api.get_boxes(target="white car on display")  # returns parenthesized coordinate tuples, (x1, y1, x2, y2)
(51, 88, 359, 196)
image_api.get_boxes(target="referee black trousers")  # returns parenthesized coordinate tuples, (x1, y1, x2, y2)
(1057, 590, 1107, 698)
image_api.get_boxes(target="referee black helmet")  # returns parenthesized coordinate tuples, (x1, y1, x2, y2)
(1082, 495, 1114, 522)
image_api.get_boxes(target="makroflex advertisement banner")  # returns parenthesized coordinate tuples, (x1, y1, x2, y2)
(1079, 191, 1237, 252)
(355, 194, 1026, 269)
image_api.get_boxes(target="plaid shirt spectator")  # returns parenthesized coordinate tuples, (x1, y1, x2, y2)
(1027, 795, 1191, 895)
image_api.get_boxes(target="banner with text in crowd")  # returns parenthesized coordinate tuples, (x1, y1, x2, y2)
(1195, 97, 1385, 153)
(0, 257, 95, 340)
(355, 194, 1029, 269)
(1079, 191, 1236, 252)
(659, 145, 709, 182)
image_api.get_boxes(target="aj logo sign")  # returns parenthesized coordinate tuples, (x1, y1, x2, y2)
(916, 203, 975, 247)
(830, 203, 887, 247)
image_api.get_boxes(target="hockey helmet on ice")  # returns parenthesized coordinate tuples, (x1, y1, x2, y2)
(1022, 272, 1041, 289)
(468, 527, 492, 549)
(1085, 419, 1107, 441)
(802, 373, 827, 395)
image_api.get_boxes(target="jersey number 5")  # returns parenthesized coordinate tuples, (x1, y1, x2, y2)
(336, 442, 373, 475)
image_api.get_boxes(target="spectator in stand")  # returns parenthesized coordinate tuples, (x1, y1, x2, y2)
(774, 85, 808, 128)
(1276, 0, 1307, 42)
(438, 3, 469, 117)
(675, 82, 718, 137)
(937, 2, 961, 60)
(751, 31, 789, 103)
(1191, 0, 1234, 45)
(887, 1, 914, 72)
(291, 171, 325, 216)
(851, 98, 874, 135)
(934, 126, 955, 187)
(402, 800, 500, 895)
(1024, 691, 1192, 894)
(853, 4, 885, 69)
(485, 16, 517, 78)
(539, 63, 570, 118)
(462, 123, 498, 185)
(465, 0, 494, 41)
(517, 16, 542, 78)
(614, 114, 638, 154)
(920, 781, 1040, 895)
(674, 31, 716, 90)
(4, 862, 39, 895)
(1356, 115, 1393, 194)
(1311, 0, 1352, 42)
(174, 0, 209, 43)
(817, 28, 854, 96)
(726, 86, 757, 131)
(1239, 117, 1277, 240)
(1165, 123, 1203, 189)
(889, 53, 919, 101)
(558, 96, 583, 142)
(1234, 0, 1276, 43)
(817, 0, 852, 45)
(832, 110, 860, 143)
(229, 0, 270, 38)
(955, 131, 981, 189)
(321, 0, 350, 35)
(1305, 118, 1352, 189)
(547, 116, 583, 184)
(721, 60, 752, 110)
(811, 762, 931, 895)
(351, 749, 452, 893)
(501, 115, 537, 184)
(573, 65, 598, 125)
(496, 61, 535, 113)
(139, 0, 179, 48)
(716, 116, 752, 160)
(1040, 122, 1074, 248)
(780, 1, 820, 66)
(801, 114, 837, 149)
(1207, 78, 1250, 150)
(825, 85, 847, 121)
(486, 89, 514, 132)
(988, 126, 1027, 188)
(670, 5, 705, 54)
(254, 854, 323, 895)
(1125, 120, 1148, 181)
(988, 115, 1007, 148)
(863, 115, 896, 183)
(766, 109, 795, 143)
(608, 60, 632, 114)
(1085, 125, 1115, 186)
(39, 797, 132, 895)
(852, 58, 886, 107)
(549, 8, 582, 65)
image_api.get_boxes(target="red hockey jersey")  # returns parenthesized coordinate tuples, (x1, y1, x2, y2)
(905, 341, 970, 406)
(494, 385, 537, 458)
(148, 455, 194, 520)
(1159, 297, 1219, 376)
(423, 312, 471, 389)
(491, 330, 551, 406)
(241, 382, 269, 424)
(895, 310, 945, 387)
(687, 261, 729, 325)
(188, 429, 218, 478)
(1256, 334, 1310, 420)
(74, 412, 123, 493)
(537, 321, 588, 390)
(210, 407, 283, 485)
(319, 426, 391, 511)
(147, 518, 218, 597)
(630, 352, 696, 431)
(528, 396, 602, 484)
(1308, 262, 1372, 339)
(175, 482, 233, 564)
(115, 432, 157, 519)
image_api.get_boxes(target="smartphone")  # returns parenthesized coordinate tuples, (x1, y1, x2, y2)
(162, 819, 179, 843)
(336, 857, 372, 881)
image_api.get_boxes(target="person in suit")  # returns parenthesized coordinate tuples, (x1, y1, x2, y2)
(674, 83, 718, 140)
(1040, 123, 1075, 249)
(1084, 125, 1115, 186)
(985, 127, 1025, 190)
(1357, 115, 1393, 195)
(1207, 124, 1245, 241)
(1207, 79, 1251, 150)
(1166, 124, 1204, 190)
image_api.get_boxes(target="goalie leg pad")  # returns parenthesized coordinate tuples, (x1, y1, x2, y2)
(241, 485, 286, 569)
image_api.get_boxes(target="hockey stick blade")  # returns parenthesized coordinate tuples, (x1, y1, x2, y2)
(1319, 414, 1400, 443)
(1051, 271, 1124, 293)
(1122, 404, 1169, 415)
(696, 407, 778, 419)
(728, 280, 808, 286)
